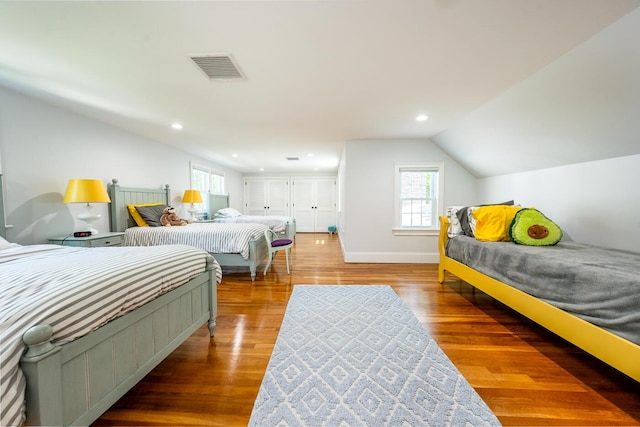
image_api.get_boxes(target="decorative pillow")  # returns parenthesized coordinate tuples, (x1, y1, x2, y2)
(0, 236, 13, 250)
(215, 208, 242, 218)
(509, 208, 563, 246)
(457, 200, 515, 237)
(472, 205, 523, 242)
(134, 204, 168, 227)
(446, 206, 465, 238)
(128, 203, 165, 227)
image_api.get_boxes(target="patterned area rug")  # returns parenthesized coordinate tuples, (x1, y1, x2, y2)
(249, 285, 501, 426)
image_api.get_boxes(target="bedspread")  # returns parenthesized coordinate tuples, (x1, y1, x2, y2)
(124, 222, 269, 259)
(446, 236, 640, 346)
(0, 244, 220, 427)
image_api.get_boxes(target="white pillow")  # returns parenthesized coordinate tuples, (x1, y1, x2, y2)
(0, 236, 13, 250)
(446, 206, 465, 238)
(215, 208, 242, 217)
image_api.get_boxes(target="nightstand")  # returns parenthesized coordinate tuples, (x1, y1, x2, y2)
(48, 231, 125, 248)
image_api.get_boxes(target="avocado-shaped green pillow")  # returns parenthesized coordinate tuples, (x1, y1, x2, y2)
(509, 208, 562, 246)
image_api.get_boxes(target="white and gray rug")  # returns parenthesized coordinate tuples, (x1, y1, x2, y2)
(249, 285, 501, 426)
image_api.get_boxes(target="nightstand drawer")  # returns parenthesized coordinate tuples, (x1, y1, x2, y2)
(84, 234, 124, 247)
(48, 232, 125, 248)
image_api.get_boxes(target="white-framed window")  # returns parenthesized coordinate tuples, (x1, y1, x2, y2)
(393, 162, 444, 235)
(190, 163, 225, 214)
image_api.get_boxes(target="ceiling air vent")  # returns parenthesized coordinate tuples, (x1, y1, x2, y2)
(189, 54, 245, 80)
(286, 157, 300, 161)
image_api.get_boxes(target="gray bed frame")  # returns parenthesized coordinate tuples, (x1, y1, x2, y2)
(108, 179, 269, 281)
(7, 177, 219, 426)
(209, 193, 297, 240)
(0, 174, 6, 239)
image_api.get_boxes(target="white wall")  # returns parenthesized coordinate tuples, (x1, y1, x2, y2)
(477, 154, 640, 253)
(0, 86, 242, 245)
(341, 139, 477, 263)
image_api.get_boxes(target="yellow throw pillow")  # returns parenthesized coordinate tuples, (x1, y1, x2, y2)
(127, 203, 164, 227)
(472, 205, 523, 242)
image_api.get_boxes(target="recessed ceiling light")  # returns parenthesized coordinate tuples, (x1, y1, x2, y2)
(259, 168, 264, 171)
(415, 114, 428, 122)
(171, 123, 183, 130)
(308, 153, 314, 157)
(232, 153, 239, 158)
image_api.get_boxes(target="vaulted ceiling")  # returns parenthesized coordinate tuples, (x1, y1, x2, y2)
(1, 1, 638, 177)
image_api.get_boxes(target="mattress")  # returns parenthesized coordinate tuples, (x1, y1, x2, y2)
(212, 215, 292, 233)
(446, 235, 640, 346)
(124, 222, 269, 259)
(0, 244, 219, 427)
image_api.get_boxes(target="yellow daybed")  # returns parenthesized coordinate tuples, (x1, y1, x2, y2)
(438, 216, 640, 382)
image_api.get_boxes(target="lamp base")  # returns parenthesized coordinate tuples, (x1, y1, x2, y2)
(77, 203, 101, 235)
(188, 204, 198, 221)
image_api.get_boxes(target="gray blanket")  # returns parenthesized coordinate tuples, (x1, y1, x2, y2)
(446, 236, 640, 346)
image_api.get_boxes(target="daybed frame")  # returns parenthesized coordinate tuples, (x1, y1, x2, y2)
(108, 179, 268, 281)
(438, 216, 640, 382)
(209, 193, 297, 241)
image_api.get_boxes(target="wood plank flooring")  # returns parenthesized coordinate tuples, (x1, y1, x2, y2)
(94, 233, 640, 426)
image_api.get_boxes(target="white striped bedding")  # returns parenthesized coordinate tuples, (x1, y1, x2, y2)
(0, 244, 221, 427)
(212, 215, 292, 233)
(124, 222, 269, 259)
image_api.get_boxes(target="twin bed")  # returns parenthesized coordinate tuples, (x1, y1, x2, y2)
(438, 213, 640, 382)
(208, 193, 296, 240)
(1, 175, 222, 426)
(108, 180, 270, 281)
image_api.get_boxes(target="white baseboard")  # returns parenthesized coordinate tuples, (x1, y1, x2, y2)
(337, 232, 440, 263)
(343, 251, 439, 264)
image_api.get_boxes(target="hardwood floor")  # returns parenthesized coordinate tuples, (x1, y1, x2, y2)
(94, 233, 640, 426)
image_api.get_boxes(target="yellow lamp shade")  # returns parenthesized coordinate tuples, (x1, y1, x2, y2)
(63, 179, 111, 203)
(182, 189, 203, 204)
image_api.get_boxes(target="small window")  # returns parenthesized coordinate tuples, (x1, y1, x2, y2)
(190, 163, 225, 214)
(393, 163, 443, 235)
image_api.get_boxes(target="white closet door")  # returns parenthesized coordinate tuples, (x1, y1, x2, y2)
(265, 179, 289, 216)
(292, 179, 316, 232)
(244, 179, 267, 215)
(292, 177, 336, 232)
(314, 178, 336, 232)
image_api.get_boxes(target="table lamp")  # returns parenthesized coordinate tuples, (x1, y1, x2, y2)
(63, 179, 111, 235)
(182, 189, 203, 220)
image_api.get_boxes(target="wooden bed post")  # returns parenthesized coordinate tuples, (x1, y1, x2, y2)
(437, 216, 449, 284)
(20, 325, 64, 426)
(206, 256, 218, 336)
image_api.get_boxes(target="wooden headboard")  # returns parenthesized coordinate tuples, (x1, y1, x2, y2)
(209, 194, 230, 216)
(0, 174, 6, 239)
(108, 179, 171, 232)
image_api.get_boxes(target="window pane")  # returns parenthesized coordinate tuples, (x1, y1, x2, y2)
(398, 169, 437, 228)
(211, 174, 225, 194)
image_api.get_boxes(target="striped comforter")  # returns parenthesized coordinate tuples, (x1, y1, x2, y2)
(0, 244, 221, 427)
(124, 222, 269, 259)
(212, 215, 292, 233)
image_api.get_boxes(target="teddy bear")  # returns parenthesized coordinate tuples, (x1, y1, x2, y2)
(160, 206, 188, 227)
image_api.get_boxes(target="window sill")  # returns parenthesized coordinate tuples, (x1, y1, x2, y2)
(392, 228, 440, 236)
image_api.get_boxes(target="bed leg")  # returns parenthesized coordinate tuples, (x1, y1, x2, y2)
(206, 257, 218, 337)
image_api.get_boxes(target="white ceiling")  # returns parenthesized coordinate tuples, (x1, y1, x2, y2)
(1, 1, 638, 177)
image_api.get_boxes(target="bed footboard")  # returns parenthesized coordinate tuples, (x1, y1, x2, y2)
(213, 234, 269, 281)
(20, 266, 217, 426)
(437, 216, 640, 382)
